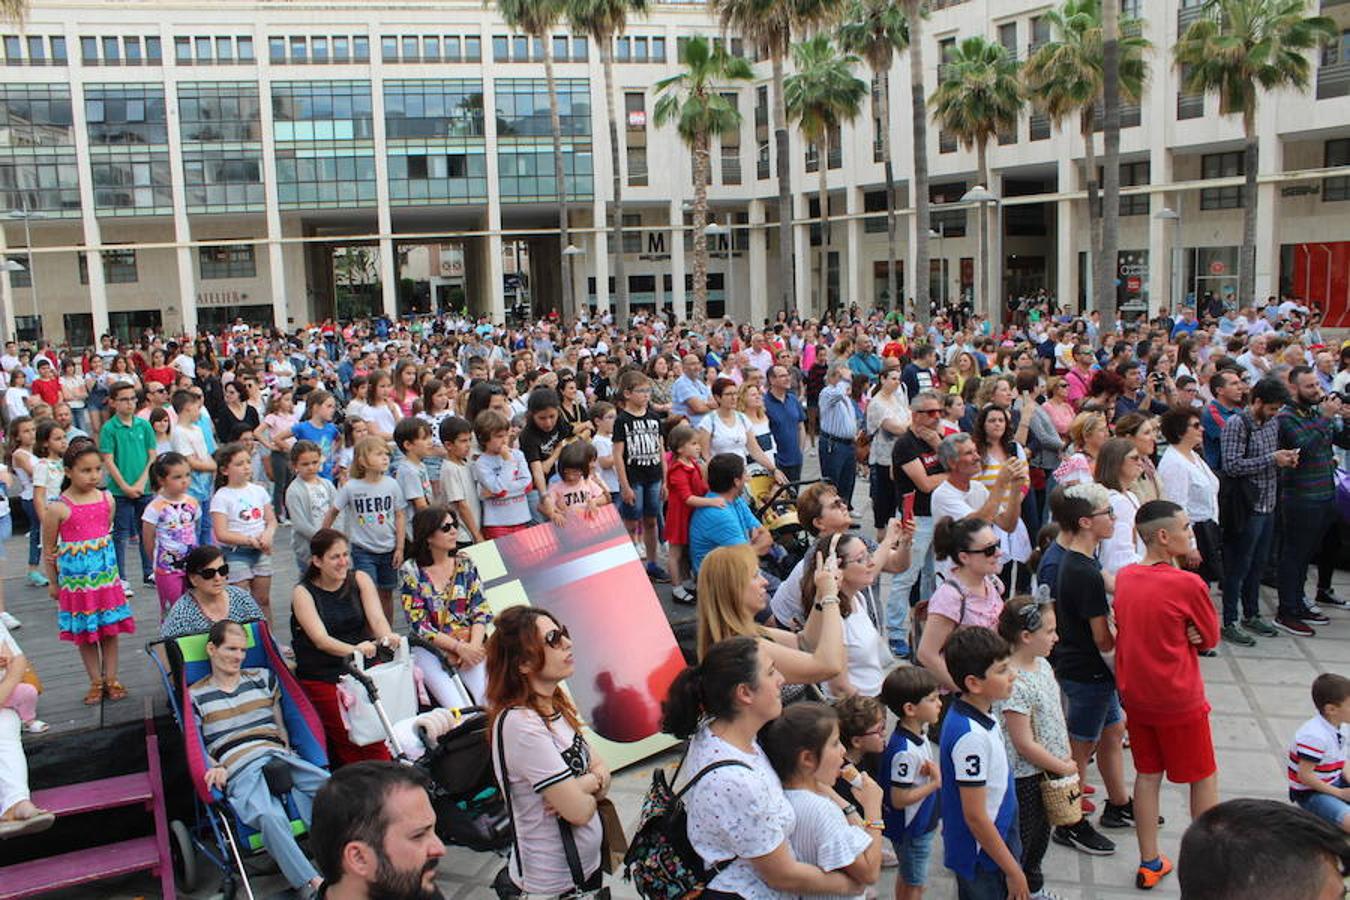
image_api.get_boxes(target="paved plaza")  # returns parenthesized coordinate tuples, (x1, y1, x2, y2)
(6, 456, 1348, 898)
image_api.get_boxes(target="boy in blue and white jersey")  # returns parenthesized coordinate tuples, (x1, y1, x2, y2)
(880, 666, 944, 898)
(939, 626, 1026, 900)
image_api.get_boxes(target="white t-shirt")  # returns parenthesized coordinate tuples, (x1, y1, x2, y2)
(681, 726, 794, 900)
(210, 483, 270, 540)
(783, 789, 869, 900)
(699, 411, 753, 461)
(590, 434, 620, 493)
(824, 604, 886, 699)
(931, 479, 992, 577)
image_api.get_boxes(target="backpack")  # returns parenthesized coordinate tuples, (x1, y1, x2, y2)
(622, 756, 750, 899)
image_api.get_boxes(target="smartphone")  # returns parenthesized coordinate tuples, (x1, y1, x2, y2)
(902, 492, 916, 524)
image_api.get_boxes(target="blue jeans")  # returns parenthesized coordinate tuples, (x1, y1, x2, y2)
(225, 751, 326, 888)
(887, 515, 935, 651)
(113, 494, 152, 583)
(1278, 498, 1334, 619)
(194, 497, 215, 547)
(956, 868, 1008, 900)
(1220, 511, 1275, 625)
(19, 498, 40, 567)
(1293, 784, 1350, 829)
(817, 434, 857, 510)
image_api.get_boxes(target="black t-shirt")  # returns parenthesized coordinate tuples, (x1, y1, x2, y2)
(1050, 550, 1114, 684)
(614, 408, 665, 485)
(891, 432, 942, 517)
(519, 419, 574, 480)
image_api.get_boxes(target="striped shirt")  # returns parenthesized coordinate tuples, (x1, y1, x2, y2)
(189, 668, 286, 775)
(1288, 714, 1346, 799)
(1220, 411, 1279, 514)
(818, 381, 858, 440)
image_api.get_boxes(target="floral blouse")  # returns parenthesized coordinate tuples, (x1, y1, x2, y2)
(399, 556, 492, 640)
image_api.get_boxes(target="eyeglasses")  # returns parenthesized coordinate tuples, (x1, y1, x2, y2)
(1090, 508, 1116, 519)
(865, 723, 887, 738)
(195, 564, 230, 579)
(1188, 420, 1202, 430)
(544, 624, 571, 649)
(438, 521, 457, 534)
(965, 542, 1001, 558)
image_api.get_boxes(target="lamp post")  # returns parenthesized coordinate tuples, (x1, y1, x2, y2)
(961, 184, 999, 326)
(1154, 207, 1182, 316)
(8, 201, 45, 338)
(561, 242, 586, 315)
(704, 218, 731, 313)
(928, 224, 947, 309)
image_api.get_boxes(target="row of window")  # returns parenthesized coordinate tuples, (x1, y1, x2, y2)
(58, 245, 260, 286)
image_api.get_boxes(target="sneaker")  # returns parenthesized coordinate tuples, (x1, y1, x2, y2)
(121, 579, 135, 598)
(1135, 855, 1174, 890)
(0, 611, 20, 630)
(1306, 601, 1326, 616)
(671, 584, 696, 605)
(1081, 797, 1096, 814)
(1100, 800, 1136, 829)
(1317, 589, 1350, 609)
(1242, 616, 1279, 637)
(1274, 614, 1316, 637)
(23, 719, 48, 734)
(1029, 891, 1064, 900)
(646, 563, 671, 583)
(1051, 820, 1116, 856)
(1082, 783, 1096, 796)
(143, 573, 155, 586)
(889, 640, 911, 660)
(25, 570, 48, 588)
(1301, 608, 1331, 626)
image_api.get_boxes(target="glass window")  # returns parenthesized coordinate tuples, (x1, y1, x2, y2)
(382, 36, 398, 61)
(3, 35, 19, 63)
(26, 36, 43, 62)
(532, 37, 544, 60)
(354, 36, 369, 61)
(103, 36, 119, 62)
(146, 37, 162, 62)
(238, 37, 253, 61)
(333, 36, 349, 61)
(444, 36, 460, 61)
(124, 37, 141, 63)
(1324, 139, 1350, 202)
(200, 244, 257, 278)
(312, 36, 328, 62)
(634, 37, 647, 62)
(574, 35, 588, 61)
(616, 36, 630, 61)
(196, 36, 211, 62)
(176, 37, 191, 62)
(81, 36, 98, 62)
(290, 36, 307, 62)
(493, 35, 508, 61)
(50, 36, 66, 64)
(216, 36, 233, 61)
(553, 35, 568, 61)
(80, 249, 138, 284)
(6, 253, 29, 287)
(651, 36, 664, 62)
(270, 37, 286, 62)
(178, 82, 263, 142)
(465, 35, 481, 61)
(402, 36, 418, 60)
(513, 36, 528, 60)
(423, 36, 439, 60)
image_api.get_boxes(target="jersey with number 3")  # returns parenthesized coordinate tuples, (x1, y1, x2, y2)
(880, 726, 939, 840)
(938, 699, 1019, 880)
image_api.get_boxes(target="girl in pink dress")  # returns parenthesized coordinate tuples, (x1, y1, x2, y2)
(42, 443, 135, 705)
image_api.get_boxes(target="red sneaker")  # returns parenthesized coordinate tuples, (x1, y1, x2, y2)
(1082, 783, 1097, 796)
(1082, 797, 1097, 814)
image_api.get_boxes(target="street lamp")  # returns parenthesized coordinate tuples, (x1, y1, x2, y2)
(961, 185, 1000, 326)
(929, 224, 947, 308)
(8, 203, 45, 337)
(704, 220, 731, 311)
(1155, 207, 1182, 315)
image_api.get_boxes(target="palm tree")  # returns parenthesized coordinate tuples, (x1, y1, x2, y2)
(838, 0, 908, 315)
(930, 36, 1022, 322)
(1176, 0, 1334, 306)
(710, 0, 839, 317)
(902, 0, 931, 323)
(498, 0, 575, 318)
(1024, 0, 1149, 318)
(1099, 0, 1121, 325)
(567, 0, 648, 324)
(653, 36, 754, 320)
(785, 35, 868, 313)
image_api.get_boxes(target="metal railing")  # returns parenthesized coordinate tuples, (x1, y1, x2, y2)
(1177, 92, 1205, 118)
(1030, 112, 1051, 140)
(1177, 4, 1205, 32)
(721, 154, 741, 184)
(1318, 61, 1350, 100)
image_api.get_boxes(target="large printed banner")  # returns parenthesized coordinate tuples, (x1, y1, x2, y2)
(463, 506, 684, 771)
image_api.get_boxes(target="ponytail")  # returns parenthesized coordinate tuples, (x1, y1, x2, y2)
(660, 636, 760, 739)
(932, 515, 990, 562)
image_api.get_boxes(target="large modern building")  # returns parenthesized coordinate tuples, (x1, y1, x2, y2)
(0, 0, 1347, 342)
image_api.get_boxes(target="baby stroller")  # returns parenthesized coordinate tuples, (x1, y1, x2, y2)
(747, 474, 817, 579)
(341, 632, 512, 854)
(148, 619, 329, 899)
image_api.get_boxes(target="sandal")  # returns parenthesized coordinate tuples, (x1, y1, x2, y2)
(23, 720, 49, 734)
(104, 680, 128, 702)
(83, 679, 104, 705)
(0, 811, 55, 839)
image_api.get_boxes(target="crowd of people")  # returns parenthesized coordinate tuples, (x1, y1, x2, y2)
(0, 293, 1346, 898)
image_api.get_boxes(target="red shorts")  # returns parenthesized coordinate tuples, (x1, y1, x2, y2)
(1126, 713, 1216, 784)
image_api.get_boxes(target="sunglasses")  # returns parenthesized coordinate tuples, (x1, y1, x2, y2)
(965, 542, 1001, 558)
(438, 520, 457, 534)
(195, 564, 230, 579)
(544, 624, 571, 649)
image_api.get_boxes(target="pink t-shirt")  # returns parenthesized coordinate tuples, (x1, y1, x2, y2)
(547, 477, 607, 523)
(927, 576, 1004, 630)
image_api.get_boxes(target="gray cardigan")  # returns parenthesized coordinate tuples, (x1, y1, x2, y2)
(1027, 405, 1066, 471)
(286, 475, 336, 567)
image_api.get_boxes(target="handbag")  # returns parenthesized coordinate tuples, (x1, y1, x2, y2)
(337, 637, 418, 747)
(1039, 773, 1083, 826)
(20, 660, 42, 694)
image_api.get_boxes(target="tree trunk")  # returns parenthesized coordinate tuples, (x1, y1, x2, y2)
(1082, 109, 1103, 318)
(1099, 0, 1121, 327)
(543, 43, 574, 319)
(880, 67, 899, 314)
(602, 40, 628, 324)
(818, 131, 830, 314)
(906, 0, 931, 324)
(772, 53, 795, 318)
(1240, 106, 1258, 307)
(692, 130, 711, 322)
(976, 139, 989, 320)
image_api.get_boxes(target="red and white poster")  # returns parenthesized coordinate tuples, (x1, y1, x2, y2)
(464, 506, 684, 770)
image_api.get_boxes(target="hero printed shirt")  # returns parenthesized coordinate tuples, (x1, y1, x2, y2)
(333, 476, 406, 553)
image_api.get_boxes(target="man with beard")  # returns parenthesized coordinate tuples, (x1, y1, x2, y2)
(311, 762, 446, 900)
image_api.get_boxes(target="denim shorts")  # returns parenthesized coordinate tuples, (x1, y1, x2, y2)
(1294, 786, 1350, 828)
(222, 545, 272, 583)
(619, 479, 661, 522)
(352, 545, 398, 590)
(1060, 677, 1124, 743)
(0, 511, 11, 559)
(892, 827, 936, 887)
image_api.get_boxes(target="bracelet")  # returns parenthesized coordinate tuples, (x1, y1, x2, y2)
(863, 820, 885, 831)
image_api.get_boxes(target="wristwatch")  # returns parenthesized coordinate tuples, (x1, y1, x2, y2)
(814, 595, 840, 611)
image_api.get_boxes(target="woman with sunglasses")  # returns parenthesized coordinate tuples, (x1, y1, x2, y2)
(1156, 407, 1222, 584)
(1094, 438, 1147, 579)
(291, 528, 399, 765)
(915, 516, 1006, 693)
(160, 545, 265, 639)
(486, 605, 610, 898)
(399, 505, 492, 706)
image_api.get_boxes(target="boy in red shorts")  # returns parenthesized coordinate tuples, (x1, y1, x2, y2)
(1113, 499, 1221, 890)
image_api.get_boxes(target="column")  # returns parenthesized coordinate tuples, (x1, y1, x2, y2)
(481, 67, 506, 322)
(844, 187, 864, 310)
(793, 194, 810, 318)
(368, 28, 397, 319)
(987, 172, 1004, 328)
(160, 24, 198, 335)
(668, 200, 686, 321)
(67, 79, 108, 339)
(592, 199, 610, 314)
(748, 199, 767, 324)
(256, 58, 289, 329)
(1056, 154, 1076, 314)
(1148, 148, 1175, 316)
(907, 197, 920, 315)
(0, 227, 13, 341)
(1253, 105, 1282, 302)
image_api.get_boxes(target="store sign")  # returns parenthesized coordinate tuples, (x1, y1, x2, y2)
(1126, 276, 1142, 292)
(197, 289, 245, 307)
(1209, 260, 1227, 275)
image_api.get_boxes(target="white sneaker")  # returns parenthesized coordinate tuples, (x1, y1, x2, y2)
(0, 611, 20, 629)
(121, 579, 135, 597)
(1029, 891, 1063, 900)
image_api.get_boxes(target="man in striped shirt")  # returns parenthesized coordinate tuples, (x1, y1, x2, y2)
(189, 620, 328, 897)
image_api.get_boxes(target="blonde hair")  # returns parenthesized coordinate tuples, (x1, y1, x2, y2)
(1068, 411, 1107, 451)
(696, 545, 767, 660)
(736, 381, 764, 415)
(350, 435, 389, 480)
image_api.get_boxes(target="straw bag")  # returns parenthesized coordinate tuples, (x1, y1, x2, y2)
(1039, 773, 1083, 827)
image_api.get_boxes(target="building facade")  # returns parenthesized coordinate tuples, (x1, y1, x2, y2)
(1, 0, 1348, 342)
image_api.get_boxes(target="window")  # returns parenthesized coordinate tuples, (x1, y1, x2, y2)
(51, 37, 66, 64)
(863, 190, 889, 233)
(312, 37, 329, 62)
(200, 243, 256, 279)
(1200, 151, 1244, 209)
(1119, 161, 1150, 215)
(354, 36, 370, 61)
(423, 36, 439, 61)
(634, 37, 648, 62)
(334, 37, 350, 62)
(495, 77, 590, 137)
(465, 36, 480, 62)
(92, 152, 173, 213)
(216, 36, 233, 62)
(616, 36, 630, 61)
(553, 35, 568, 61)
(176, 37, 191, 63)
(85, 84, 169, 145)
(291, 36, 308, 63)
(238, 37, 253, 61)
(103, 36, 119, 63)
(79, 248, 138, 284)
(492, 35, 508, 61)
(998, 22, 1017, 53)
(652, 37, 665, 62)
(270, 37, 286, 62)
(81, 36, 98, 63)
(125, 37, 142, 64)
(513, 35, 528, 60)
(444, 36, 461, 61)
(6, 253, 29, 287)
(27, 36, 44, 63)
(622, 213, 642, 253)
(196, 37, 212, 63)
(402, 36, 419, 61)
(146, 37, 162, 63)
(384, 78, 484, 138)
(178, 81, 263, 142)
(1030, 16, 1051, 51)
(1325, 139, 1350, 202)
(383, 36, 399, 61)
